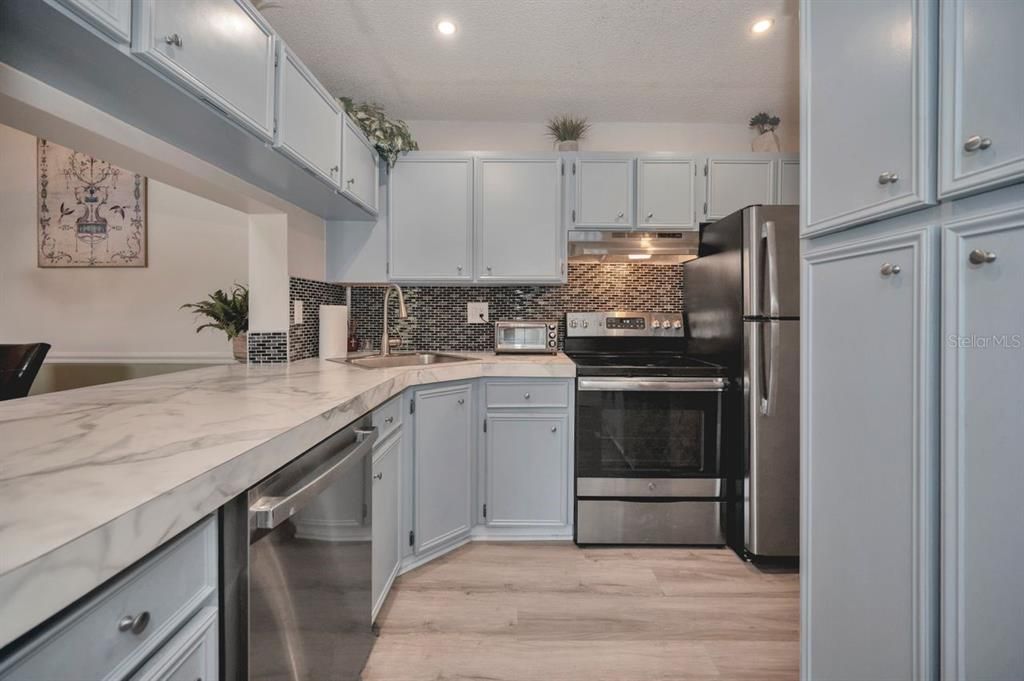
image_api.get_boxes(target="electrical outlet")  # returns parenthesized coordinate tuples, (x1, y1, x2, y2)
(467, 302, 489, 324)
(293, 300, 304, 324)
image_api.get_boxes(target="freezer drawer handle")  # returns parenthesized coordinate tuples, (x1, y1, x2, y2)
(250, 426, 378, 530)
(578, 377, 727, 392)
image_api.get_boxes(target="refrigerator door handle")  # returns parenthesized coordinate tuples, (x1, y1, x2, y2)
(763, 220, 781, 318)
(761, 320, 780, 415)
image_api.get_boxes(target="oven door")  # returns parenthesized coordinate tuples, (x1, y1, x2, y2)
(575, 377, 726, 493)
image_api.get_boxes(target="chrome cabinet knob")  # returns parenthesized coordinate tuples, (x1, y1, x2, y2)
(617, 211, 625, 219)
(346, 177, 355, 185)
(648, 482, 656, 491)
(118, 611, 151, 635)
(384, 416, 394, 424)
(878, 172, 900, 185)
(968, 249, 997, 265)
(880, 263, 902, 276)
(330, 165, 339, 175)
(373, 472, 383, 480)
(487, 266, 492, 273)
(963, 135, 993, 152)
(524, 392, 531, 399)
(457, 265, 463, 273)
(550, 426, 558, 432)
(457, 398, 465, 405)
(163, 33, 183, 47)
(646, 212, 654, 219)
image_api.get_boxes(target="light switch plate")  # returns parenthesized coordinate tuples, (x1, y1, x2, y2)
(467, 302, 489, 324)
(293, 300, 304, 324)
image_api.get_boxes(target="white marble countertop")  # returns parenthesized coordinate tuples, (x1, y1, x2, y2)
(0, 352, 575, 647)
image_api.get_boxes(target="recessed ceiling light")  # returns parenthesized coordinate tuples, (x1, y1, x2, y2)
(751, 18, 774, 34)
(437, 20, 457, 36)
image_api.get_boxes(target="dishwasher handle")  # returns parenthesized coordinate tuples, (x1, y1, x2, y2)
(250, 426, 377, 530)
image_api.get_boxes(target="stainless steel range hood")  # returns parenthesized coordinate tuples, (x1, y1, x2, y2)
(568, 230, 700, 264)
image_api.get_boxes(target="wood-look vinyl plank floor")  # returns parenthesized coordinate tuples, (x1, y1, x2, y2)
(363, 542, 799, 681)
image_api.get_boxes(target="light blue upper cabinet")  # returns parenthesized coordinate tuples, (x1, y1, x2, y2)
(54, 0, 131, 44)
(705, 156, 775, 220)
(802, 224, 939, 681)
(388, 155, 474, 282)
(942, 206, 1024, 681)
(341, 114, 380, 214)
(274, 42, 342, 188)
(801, 0, 938, 237)
(475, 156, 564, 283)
(573, 157, 635, 228)
(637, 157, 697, 229)
(939, 0, 1024, 200)
(777, 159, 800, 205)
(132, 0, 276, 141)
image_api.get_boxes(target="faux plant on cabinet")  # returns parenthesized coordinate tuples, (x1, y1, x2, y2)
(546, 114, 590, 151)
(181, 284, 250, 361)
(339, 98, 419, 169)
(749, 112, 781, 151)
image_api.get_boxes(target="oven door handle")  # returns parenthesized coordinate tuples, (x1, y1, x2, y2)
(577, 377, 727, 392)
(249, 426, 377, 530)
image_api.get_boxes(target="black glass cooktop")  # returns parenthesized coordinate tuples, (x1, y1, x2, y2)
(565, 351, 727, 377)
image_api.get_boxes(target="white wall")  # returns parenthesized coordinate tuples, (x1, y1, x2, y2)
(406, 120, 798, 153)
(0, 124, 249, 361)
(287, 207, 326, 281)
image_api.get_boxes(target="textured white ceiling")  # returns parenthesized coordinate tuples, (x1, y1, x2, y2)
(261, 0, 799, 125)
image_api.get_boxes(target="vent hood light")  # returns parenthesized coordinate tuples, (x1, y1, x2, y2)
(568, 230, 701, 264)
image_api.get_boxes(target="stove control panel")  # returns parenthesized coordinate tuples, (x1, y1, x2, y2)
(566, 311, 684, 337)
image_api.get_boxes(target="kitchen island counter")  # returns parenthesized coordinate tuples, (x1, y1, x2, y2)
(0, 353, 575, 647)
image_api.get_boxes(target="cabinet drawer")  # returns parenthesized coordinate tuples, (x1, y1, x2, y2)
(485, 381, 569, 409)
(129, 607, 217, 681)
(372, 395, 403, 441)
(132, 0, 276, 140)
(0, 517, 217, 681)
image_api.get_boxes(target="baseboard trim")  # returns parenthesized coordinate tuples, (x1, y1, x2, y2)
(397, 532, 575, 577)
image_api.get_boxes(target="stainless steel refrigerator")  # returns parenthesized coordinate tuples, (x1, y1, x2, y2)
(683, 205, 800, 558)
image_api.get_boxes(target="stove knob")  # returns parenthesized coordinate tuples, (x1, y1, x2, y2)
(651, 320, 661, 329)
(672, 320, 682, 330)
(548, 331, 556, 339)
(582, 320, 589, 328)
(570, 320, 578, 328)
(548, 324, 556, 331)
(548, 340, 556, 348)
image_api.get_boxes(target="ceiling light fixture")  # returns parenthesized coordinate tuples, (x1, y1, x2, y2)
(628, 253, 653, 261)
(751, 18, 774, 34)
(437, 20, 457, 36)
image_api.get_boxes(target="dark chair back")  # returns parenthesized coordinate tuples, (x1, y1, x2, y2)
(0, 343, 51, 401)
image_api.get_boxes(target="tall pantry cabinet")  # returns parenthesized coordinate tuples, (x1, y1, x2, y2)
(800, 1, 1024, 680)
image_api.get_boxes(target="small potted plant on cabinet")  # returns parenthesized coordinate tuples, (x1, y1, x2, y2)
(749, 112, 782, 151)
(181, 284, 249, 362)
(339, 98, 419, 170)
(546, 115, 590, 151)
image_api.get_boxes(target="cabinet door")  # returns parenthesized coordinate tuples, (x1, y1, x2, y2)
(372, 434, 401, 620)
(274, 43, 341, 187)
(574, 157, 635, 228)
(777, 159, 800, 205)
(942, 208, 1024, 681)
(637, 158, 697, 229)
(388, 156, 473, 282)
(803, 227, 938, 681)
(705, 157, 775, 220)
(132, 0, 276, 140)
(54, 0, 131, 43)
(801, 0, 937, 236)
(341, 115, 380, 214)
(485, 413, 568, 527)
(476, 157, 563, 282)
(939, 0, 1024, 199)
(414, 383, 473, 554)
(128, 607, 217, 681)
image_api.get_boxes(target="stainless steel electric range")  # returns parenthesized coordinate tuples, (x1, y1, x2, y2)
(565, 311, 730, 545)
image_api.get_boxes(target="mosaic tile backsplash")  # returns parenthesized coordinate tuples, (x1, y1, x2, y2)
(338, 263, 685, 354)
(248, 331, 288, 364)
(289, 277, 347, 361)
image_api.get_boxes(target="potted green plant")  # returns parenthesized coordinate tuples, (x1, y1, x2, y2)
(546, 115, 590, 151)
(749, 112, 782, 151)
(339, 98, 419, 169)
(181, 284, 249, 362)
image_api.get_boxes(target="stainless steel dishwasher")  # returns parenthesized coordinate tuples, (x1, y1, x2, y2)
(221, 417, 378, 681)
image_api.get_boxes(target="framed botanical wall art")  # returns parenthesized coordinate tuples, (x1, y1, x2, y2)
(37, 139, 147, 267)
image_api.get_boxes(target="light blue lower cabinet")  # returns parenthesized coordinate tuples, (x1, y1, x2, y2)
(412, 382, 474, 555)
(941, 206, 1024, 681)
(802, 223, 939, 681)
(371, 430, 402, 622)
(0, 517, 218, 681)
(484, 413, 569, 528)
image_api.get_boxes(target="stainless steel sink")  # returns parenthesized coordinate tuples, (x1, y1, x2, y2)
(341, 352, 476, 370)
